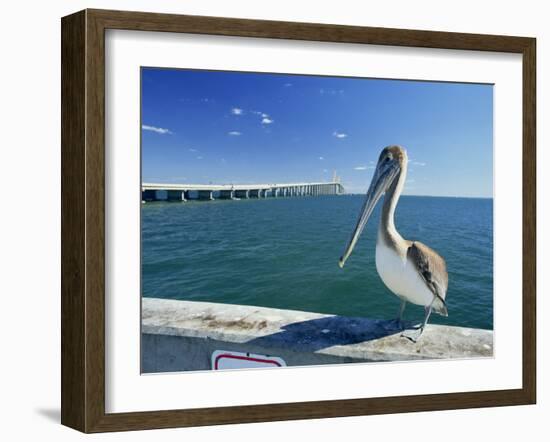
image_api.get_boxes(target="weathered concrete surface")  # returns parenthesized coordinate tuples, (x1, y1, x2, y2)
(142, 298, 493, 373)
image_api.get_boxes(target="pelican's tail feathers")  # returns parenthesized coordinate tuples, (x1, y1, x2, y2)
(432, 295, 448, 317)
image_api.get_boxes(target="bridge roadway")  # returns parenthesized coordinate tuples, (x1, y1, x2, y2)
(142, 181, 345, 201)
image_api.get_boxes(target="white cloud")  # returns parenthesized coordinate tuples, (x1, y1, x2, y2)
(333, 131, 348, 139)
(228, 131, 241, 136)
(408, 159, 426, 166)
(321, 88, 344, 95)
(231, 108, 243, 115)
(181, 97, 214, 103)
(354, 165, 374, 171)
(142, 124, 172, 135)
(251, 111, 274, 124)
(323, 169, 328, 173)
(319, 156, 324, 160)
(188, 148, 198, 152)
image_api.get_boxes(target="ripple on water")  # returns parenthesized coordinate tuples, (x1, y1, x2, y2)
(142, 196, 493, 329)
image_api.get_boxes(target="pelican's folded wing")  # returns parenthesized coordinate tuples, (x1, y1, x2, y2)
(407, 241, 449, 316)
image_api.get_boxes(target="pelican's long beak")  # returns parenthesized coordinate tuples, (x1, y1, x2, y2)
(339, 160, 400, 268)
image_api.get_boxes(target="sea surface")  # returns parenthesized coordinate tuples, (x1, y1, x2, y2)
(142, 195, 493, 330)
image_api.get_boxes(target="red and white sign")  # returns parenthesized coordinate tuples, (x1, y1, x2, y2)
(212, 350, 286, 370)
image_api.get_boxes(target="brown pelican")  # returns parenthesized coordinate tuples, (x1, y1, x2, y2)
(339, 145, 448, 342)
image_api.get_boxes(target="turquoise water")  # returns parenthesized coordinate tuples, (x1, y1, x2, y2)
(142, 195, 493, 330)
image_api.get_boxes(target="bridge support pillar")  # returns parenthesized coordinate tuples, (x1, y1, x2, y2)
(198, 190, 214, 200)
(219, 190, 235, 200)
(167, 190, 187, 201)
(235, 189, 249, 199)
(142, 189, 157, 202)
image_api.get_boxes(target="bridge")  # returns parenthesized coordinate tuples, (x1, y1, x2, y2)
(142, 181, 345, 202)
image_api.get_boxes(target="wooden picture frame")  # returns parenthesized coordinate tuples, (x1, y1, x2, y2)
(61, 8, 536, 433)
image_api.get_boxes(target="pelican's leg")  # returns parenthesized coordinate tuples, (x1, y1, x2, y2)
(421, 305, 433, 330)
(393, 299, 406, 330)
(401, 305, 433, 343)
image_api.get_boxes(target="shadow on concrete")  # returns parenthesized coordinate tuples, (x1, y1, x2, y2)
(245, 315, 409, 352)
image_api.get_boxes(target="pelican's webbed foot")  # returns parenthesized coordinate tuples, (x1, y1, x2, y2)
(401, 326, 425, 343)
(400, 305, 433, 343)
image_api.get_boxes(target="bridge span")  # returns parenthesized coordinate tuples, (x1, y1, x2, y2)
(142, 181, 345, 202)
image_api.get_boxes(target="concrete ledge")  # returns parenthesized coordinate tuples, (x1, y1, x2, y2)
(142, 298, 493, 373)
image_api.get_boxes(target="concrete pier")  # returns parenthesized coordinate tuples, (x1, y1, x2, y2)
(142, 298, 493, 373)
(142, 181, 345, 202)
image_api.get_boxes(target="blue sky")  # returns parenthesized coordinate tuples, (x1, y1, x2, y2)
(141, 68, 493, 197)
